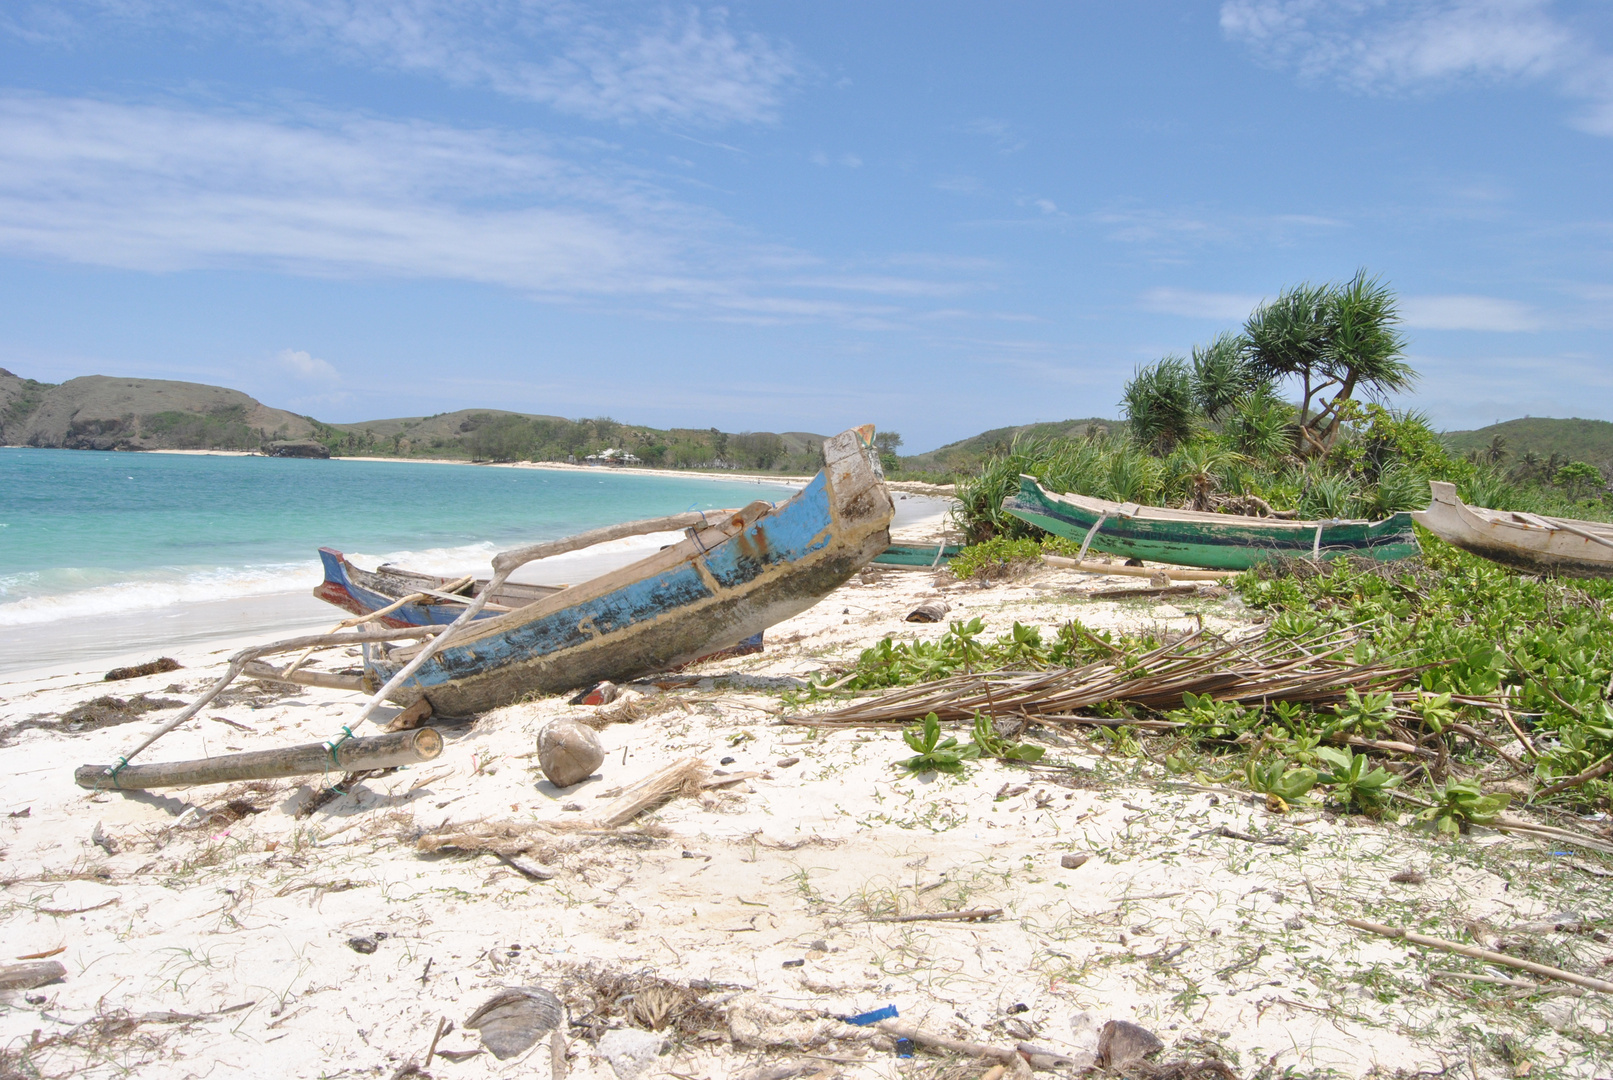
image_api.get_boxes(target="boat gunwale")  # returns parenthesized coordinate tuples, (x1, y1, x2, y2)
(1019, 476, 1415, 535)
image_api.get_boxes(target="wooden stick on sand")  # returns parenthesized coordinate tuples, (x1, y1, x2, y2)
(1344, 917, 1613, 994)
(1041, 555, 1234, 581)
(869, 908, 1003, 923)
(75, 728, 443, 791)
(92, 626, 441, 785)
(872, 1019, 1017, 1063)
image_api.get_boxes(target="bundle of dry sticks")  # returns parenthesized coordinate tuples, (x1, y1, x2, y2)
(785, 627, 1451, 733)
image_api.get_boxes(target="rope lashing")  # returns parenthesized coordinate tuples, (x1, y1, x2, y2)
(323, 725, 356, 769)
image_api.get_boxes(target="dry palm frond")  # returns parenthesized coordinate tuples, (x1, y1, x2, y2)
(786, 628, 1442, 729)
(416, 821, 554, 857)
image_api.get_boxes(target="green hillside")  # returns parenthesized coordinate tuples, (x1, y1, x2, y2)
(313, 411, 826, 471)
(897, 418, 1121, 478)
(0, 370, 315, 451)
(1442, 417, 1613, 477)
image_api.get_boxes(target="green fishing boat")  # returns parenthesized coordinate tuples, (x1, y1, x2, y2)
(872, 543, 964, 567)
(1002, 475, 1419, 571)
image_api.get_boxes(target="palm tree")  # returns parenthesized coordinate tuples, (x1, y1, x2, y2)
(1310, 271, 1416, 451)
(1244, 273, 1417, 455)
(1486, 434, 1508, 465)
(1190, 332, 1256, 421)
(1121, 356, 1196, 453)
(1168, 441, 1242, 511)
(1243, 282, 1331, 440)
(1513, 449, 1541, 481)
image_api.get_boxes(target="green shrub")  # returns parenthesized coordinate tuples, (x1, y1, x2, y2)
(949, 536, 1044, 580)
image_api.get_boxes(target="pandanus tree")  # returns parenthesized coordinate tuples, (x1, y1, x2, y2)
(1120, 355, 1197, 453)
(1243, 272, 1415, 455)
(1190, 331, 1260, 421)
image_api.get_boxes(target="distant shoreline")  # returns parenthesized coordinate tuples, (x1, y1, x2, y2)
(6, 443, 952, 495)
(138, 447, 954, 494)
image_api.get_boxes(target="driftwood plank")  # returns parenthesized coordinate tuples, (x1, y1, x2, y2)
(75, 728, 443, 791)
(0, 961, 66, 990)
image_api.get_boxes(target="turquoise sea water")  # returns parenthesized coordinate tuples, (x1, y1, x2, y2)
(0, 448, 801, 629)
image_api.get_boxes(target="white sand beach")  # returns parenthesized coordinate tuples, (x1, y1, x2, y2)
(1, 498, 1606, 1079)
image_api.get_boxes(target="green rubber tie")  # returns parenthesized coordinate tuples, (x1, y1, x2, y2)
(105, 756, 130, 789)
(323, 725, 355, 769)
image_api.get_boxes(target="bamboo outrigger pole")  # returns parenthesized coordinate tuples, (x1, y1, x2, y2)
(75, 728, 443, 791)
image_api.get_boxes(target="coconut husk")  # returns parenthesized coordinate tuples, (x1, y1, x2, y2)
(538, 720, 605, 788)
(465, 986, 564, 1060)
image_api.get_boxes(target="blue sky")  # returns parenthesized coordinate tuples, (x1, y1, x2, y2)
(1, 1, 1611, 452)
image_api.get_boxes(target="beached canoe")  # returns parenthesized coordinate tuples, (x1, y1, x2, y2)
(1002, 475, 1419, 570)
(313, 546, 764, 657)
(366, 426, 894, 714)
(1412, 481, 1613, 579)
(872, 543, 963, 568)
(314, 548, 564, 627)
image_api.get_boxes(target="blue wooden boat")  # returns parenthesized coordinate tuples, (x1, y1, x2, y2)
(366, 427, 893, 715)
(314, 547, 562, 628)
(314, 547, 763, 658)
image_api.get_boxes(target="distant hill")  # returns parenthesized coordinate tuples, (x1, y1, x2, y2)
(1442, 417, 1613, 476)
(0, 368, 827, 472)
(0, 368, 54, 444)
(899, 418, 1121, 476)
(0, 370, 315, 451)
(322, 409, 570, 454)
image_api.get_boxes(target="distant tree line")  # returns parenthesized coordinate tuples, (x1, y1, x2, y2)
(307, 413, 819, 472)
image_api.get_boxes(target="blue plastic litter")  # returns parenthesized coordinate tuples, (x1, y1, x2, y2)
(844, 1005, 898, 1026)
(895, 1037, 915, 1058)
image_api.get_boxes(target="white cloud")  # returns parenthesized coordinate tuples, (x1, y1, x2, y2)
(0, 93, 998, 327)
(1139, 287, 1265, 320)
(1142, 287, 1542, 330)
(961, 118, 1027, 153)
(276, 347, 338, 380)
(789, 275, 976, 298)
(0, 94, 688, 294)
(1400, 293, 1543, 330)
(7, 1, 796, 127)
(810, 150, 861, 168)
(1221, 0, 1613, 135)
(934, 175, 983, 195)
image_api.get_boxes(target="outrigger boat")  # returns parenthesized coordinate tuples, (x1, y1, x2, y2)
(1002, 475, 1419, 571)
(359, 426, 893, 715)
(315, 548, 563, 627)
(1413, 481, 1613, 579)
(314, 547, 764, 656)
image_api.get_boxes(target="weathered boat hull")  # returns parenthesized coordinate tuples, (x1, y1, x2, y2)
(368, 428, 893, 714)
(316, 545, 764, 657)
(314, 548, 565, 629)
(1003, 476, 1419, 570)
(1412, 481, 1613, 579)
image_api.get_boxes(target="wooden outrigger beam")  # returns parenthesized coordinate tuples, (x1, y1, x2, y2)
(75, 728, 443, 791)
